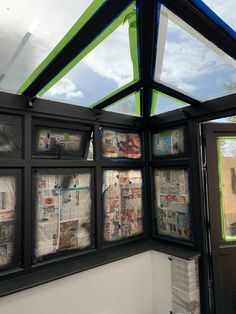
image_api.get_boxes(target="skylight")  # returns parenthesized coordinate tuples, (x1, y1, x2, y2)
(37, 2, 139, 108)
(154, 5, 236, 101)
(202, 0, 236, 32)
(0, 0, 103, 93)
(104, 92, 140, 116)
(151, 90, 189, 116)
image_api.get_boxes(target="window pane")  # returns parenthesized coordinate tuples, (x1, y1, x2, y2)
(34, 169, 93, 260)
(0, 175, 18, 269)
(33, 125, 90, 159)
(154, 169, 191, 241)
(203, 0, 236, 31)
(154, 6, 236, 100)
(41, 3, 139, 107)
(217, 137, 236, 241)
(151, 91, 189, 115)
(105, 92, 140, 116)
(152, 127, 186, 157)
(102, 128, 142, 159)
(103, 170, 143, 242)
(0, 115, 22, 159)
(0, 0, 96, 93)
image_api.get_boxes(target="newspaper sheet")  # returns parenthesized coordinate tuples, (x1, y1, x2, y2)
(36, 128, 82, 153)
(0, 176, 16, 267)
(152, 128, 185, 156)
(103, 170, 143, 241)
(171, 257, 200, 314)
(102, 129, 141, 159)
(154, 169, 190, 240)
(35, 172, 92, 258)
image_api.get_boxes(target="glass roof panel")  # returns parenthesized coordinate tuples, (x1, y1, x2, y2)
(154, 6, 236, 101)
(202, 0, 236, 32)
(104, 92, 140, 116)
(151, 90, 189, 116)
(0, 0, 102, 93)
(39, 3, 139, 107)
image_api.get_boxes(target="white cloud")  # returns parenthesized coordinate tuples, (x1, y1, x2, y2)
(81, 21, 133, 88)
(203, 0, 236, 30)
(48, 77, 83, 99)
(158, 19, 234, 95)
(0, 0, 93, 92)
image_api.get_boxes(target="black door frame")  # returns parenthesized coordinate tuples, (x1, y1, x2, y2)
(203, 123, 236, 314)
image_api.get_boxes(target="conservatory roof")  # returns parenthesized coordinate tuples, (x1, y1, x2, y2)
(0, 0, 236, 117)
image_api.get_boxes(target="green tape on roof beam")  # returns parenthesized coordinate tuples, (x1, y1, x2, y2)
(135, 91, 140, 115)
(36, 1, 137, 98)
(90, 3, 139, 108)
(17, 0, 107, 94)
(157, 91, 187, 105)
(128, 6, 139, 81)
(151, 90, 187, 115)
(150, 90, 158, 115)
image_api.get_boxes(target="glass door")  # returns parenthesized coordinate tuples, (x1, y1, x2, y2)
(204, 123, 236, 314)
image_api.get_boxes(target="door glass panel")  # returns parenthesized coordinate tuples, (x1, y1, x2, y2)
(217, 137, 236, 241)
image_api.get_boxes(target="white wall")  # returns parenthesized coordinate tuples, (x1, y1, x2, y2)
(0, 252, 154, 314)
(151, 251, 172, 314)
(0, 251, 172, 314)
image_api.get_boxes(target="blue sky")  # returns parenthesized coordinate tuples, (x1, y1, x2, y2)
(43, 21, 134, 107)
(1, 0, 236, 116)
(154, 6, 236, 102)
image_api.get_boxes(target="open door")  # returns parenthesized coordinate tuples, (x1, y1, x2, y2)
(204, 123, 236, 314)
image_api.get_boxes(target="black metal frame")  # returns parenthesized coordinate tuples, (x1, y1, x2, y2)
(8, 0, 233, 121)
(203, 123, 236, 314)
(0, 90, 202, 299)
(1, 87, 236, 314)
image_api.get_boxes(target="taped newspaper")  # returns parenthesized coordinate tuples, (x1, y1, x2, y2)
(35, 171, 92, 258)
(103, 170, 143, 241)
(0, 176, 16, 267)
(152, 128, 185, 156)
(102, 129, 141, 159)
(154, 169, 191, 240)
(35, 127, 83, 156)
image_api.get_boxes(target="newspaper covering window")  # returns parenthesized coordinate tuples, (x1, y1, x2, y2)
(35, 170, 92, 258)
(152, 128, 185, 156)
(34, 127, 84, 158)
(0, 176, 16, 267)
(0, 119, 21, 157)
(102, 129, 141, 159)
(171, 257, 200, 314)
(154, 169, 191, 240)
(103, 170, 143, 241)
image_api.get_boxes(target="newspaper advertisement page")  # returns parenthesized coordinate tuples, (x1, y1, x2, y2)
(102, 129, 141, 159)
(154, 169, 191, 240)
(152, 128, 185, 156)
(103, 170, 143, 242)
(171, 257, 200, 314)
(35, 127, 83, 154)
(0, 176, 16, 267)
(35, 171, 92, 259)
